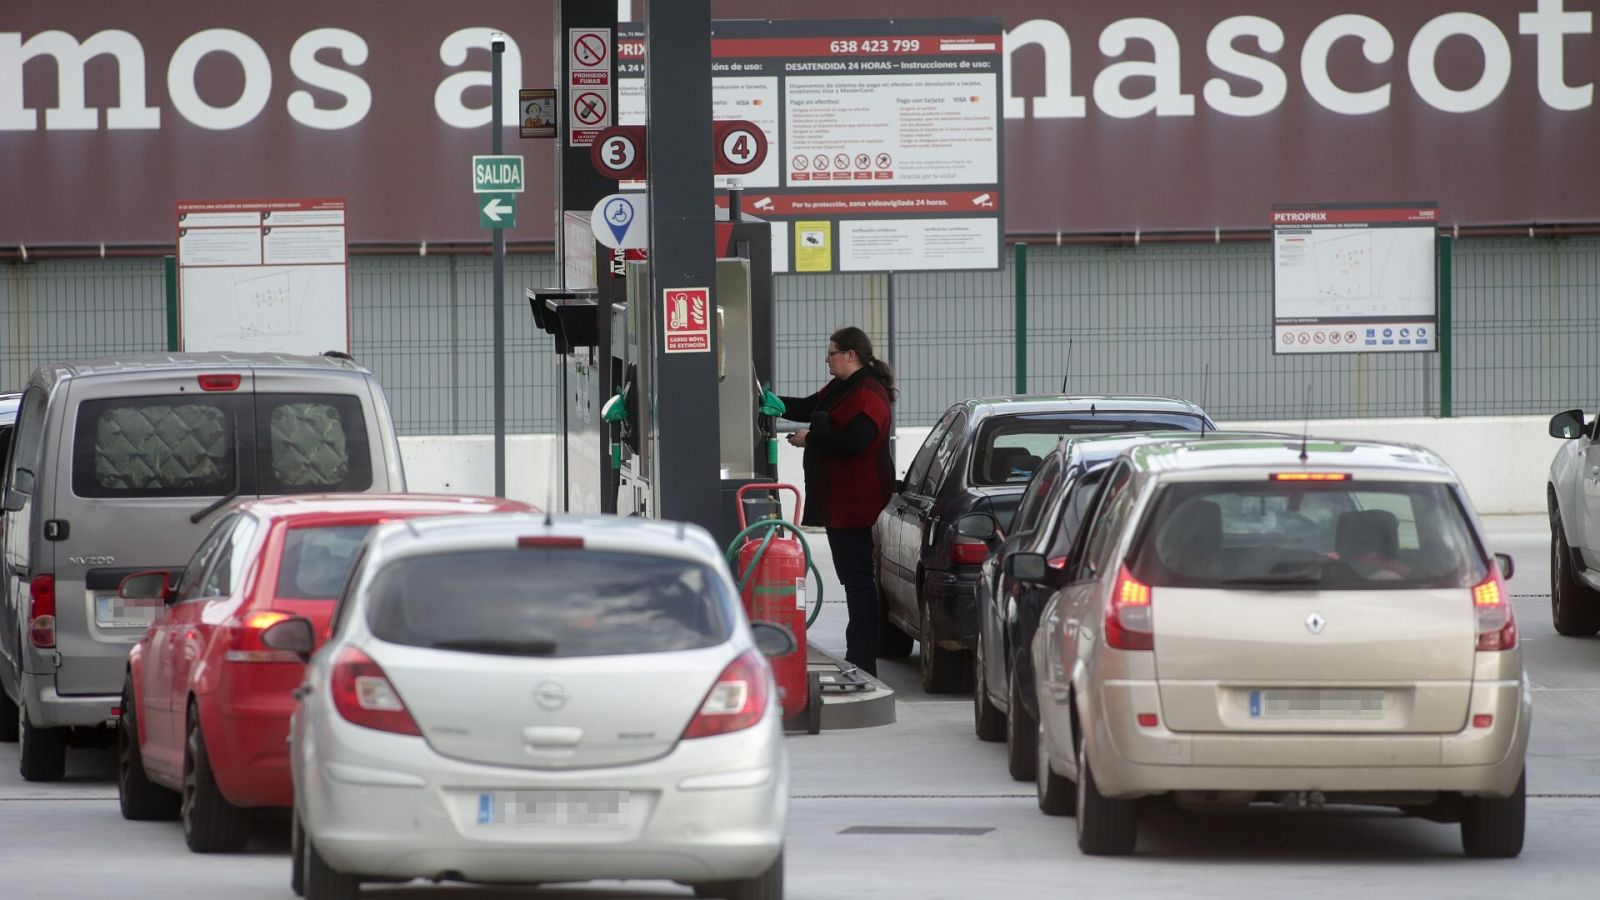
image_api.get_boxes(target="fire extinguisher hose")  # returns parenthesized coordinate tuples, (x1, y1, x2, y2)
(724, 520, 826, 628)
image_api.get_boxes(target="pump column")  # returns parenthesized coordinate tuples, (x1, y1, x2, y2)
(643, 0, 721, 534)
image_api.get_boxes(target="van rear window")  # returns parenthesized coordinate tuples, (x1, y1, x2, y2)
(75, 398, 241, 497)
(366, 549, 733, 657)
(73, 392, 373, 498)
(1127, 481, 1488, 591)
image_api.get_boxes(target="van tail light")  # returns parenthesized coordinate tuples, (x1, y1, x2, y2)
(1104, 564, 1153, 651)
(1473, 570, 1517, 652)
(29, 575, 56, 648)
(223, 611, 302, 663)
(950, 535, 988, 566)
(682, 649, 770, 740)
(197, 373, 242, 391)
(330, 647, 422, 736)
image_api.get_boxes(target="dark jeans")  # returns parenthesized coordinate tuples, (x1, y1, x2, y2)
(827, 527, 879, 677)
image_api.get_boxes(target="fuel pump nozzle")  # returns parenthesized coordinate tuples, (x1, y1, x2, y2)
(756, 369, 785, 467)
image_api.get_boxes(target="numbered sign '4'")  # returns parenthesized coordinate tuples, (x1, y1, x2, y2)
(587, 121, 769, 181)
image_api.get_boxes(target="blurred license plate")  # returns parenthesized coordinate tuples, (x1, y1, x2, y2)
(94, 593, 160, 629)
(475, 790, 629, 828)
(1250, 689, 1384, 719)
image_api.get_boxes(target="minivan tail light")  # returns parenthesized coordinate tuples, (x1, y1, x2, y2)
(330, 647, 422, 736)
(1104, 564, 1153, 651)
(29, 575, 56, 648)
(223, 611, 301, 663)
(1270, 472, 1350, 481)
(950, 535, 987, 566)
(1473, 570, 1517, 652)
(197, 373, 242, 391)
(682, 649, 770, 740)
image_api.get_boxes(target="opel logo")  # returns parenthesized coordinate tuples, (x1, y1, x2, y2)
(1305, 613, 1327, 635)
(534, 679, 567, 712)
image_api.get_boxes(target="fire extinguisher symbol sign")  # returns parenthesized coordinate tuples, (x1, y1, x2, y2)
(663, 286, 711, 353)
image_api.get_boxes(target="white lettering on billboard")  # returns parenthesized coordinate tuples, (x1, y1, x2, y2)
(0, 29, 160, 130)
(1300, 15, 1393, 116)
(1000, 19, 1085, 119)
(167, 29, 272, 130)
(1203, 16, 1287, 117)
(434, 27, 523, 129)
(288, 28, 372, 130)
(1519, 0, 1593, 112)
(1408, 13, 1511, 113)
(1093, 18, 1194, 118)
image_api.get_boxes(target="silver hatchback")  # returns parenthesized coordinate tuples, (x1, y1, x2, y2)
(1028, 437, 1529, 857)
(282, 513, 789, 899)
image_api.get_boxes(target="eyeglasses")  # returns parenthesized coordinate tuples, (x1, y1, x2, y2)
(826, 349, 846, 358)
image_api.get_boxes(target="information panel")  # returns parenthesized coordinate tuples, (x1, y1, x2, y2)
(1271, 203, 1438, 355)
(176, 198, 350, 355)
(617, 18, 1003, 274)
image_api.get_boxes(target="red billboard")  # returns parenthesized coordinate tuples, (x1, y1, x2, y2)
(2, 0, 1595, 247)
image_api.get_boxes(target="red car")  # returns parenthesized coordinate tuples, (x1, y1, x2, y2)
(114, 493, 530, 852)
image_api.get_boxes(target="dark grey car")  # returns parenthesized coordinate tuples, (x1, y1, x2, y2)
(872, 395, 1214, 693)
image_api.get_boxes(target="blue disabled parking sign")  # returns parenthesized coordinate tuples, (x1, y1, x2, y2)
(591, 193, 648, 250)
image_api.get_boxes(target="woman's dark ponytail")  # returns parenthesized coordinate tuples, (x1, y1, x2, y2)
(830, 325, 898, 401)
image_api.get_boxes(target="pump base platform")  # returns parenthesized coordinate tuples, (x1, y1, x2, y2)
(783, 641, 896, 732)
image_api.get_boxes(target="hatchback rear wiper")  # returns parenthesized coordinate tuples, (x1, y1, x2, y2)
(430, 638, 559, 656)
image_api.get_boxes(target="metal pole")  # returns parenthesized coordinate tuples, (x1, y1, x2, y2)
(1438, 234, 1453, 419)
(886, 271, 896, 463)
(491, 35, 507, 496)
(1014, 242, 1027, 393)
(164, 255, 179, 351)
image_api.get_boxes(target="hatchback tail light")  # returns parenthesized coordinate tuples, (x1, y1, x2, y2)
(29, 575, 56, 648)
(1104, 564, 1153, 651)
(950, 535, 988, 566)
(330, 647, 422, 736)
(223, 611, 302, 663)
(682, 649, 770, 740)
(1472, 570, 1516, 652)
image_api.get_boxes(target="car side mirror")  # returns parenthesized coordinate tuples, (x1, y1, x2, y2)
(1, 488, 23, 513)
(2, 467, 34, 511)
(262, 617, 316, 662)
(1006, 552, 1048, 582)
(750, 621, 798, 658)
(1550, 409, 1586, 439)
(1495, 553, 1514, 581)
(955, 513, 998, 541)
(119, 570, 175, 604)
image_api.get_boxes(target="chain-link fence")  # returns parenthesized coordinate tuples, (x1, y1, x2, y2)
(5, 236, 1599, 432)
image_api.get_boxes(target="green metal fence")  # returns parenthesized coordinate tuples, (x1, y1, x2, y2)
(5, 235, 1599, 432)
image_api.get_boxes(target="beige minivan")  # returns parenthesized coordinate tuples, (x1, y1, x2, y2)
(0, 353, 405, 780)
(1027, 436, 1529, 858)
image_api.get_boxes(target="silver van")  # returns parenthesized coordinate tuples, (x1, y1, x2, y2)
(0, 353, 405, 780)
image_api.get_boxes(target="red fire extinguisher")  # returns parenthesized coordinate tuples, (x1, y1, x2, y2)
(728, 483, 823, 734)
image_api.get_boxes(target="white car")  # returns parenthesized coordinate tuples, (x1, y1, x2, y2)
(1026, 437, 1530, 857)
(272, 513, 790, 899)
(1545, 408, 1600, 635)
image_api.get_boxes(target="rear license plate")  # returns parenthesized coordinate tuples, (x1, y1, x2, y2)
(94, 593, 161, 629)
(475, 790, 629, 828)
(1249, 689, 1384, 719)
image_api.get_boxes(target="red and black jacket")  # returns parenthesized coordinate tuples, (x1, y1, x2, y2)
(780, 369, 894, 529)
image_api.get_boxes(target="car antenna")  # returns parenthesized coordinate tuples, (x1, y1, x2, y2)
(1199, 363, 1211, 437)
(1059, 339, 1073, 394)
(1298, 382, 1312, 462)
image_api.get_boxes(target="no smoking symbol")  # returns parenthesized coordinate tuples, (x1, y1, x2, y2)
(573, 34, 607, 67)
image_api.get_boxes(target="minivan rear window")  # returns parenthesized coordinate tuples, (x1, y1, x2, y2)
(73, 392, 372, 498)
(1128, 481, 1488, 591)
(366, 548, 733, 657)
(276, 524, 375, 599)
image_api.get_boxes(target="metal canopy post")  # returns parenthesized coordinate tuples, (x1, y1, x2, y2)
(490, 35, 507, 497)
(645, 0, 721, 534)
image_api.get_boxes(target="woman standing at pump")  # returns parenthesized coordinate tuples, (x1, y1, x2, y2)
(780, 326, 896, 677)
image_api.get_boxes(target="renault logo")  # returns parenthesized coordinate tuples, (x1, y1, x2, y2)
(534, 679, 567, 712)
(1305, 613, 1327, 635)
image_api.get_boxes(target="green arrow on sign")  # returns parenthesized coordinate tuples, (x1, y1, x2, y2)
(480, 193, 517, 229)
(472, 154, 525, 193)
